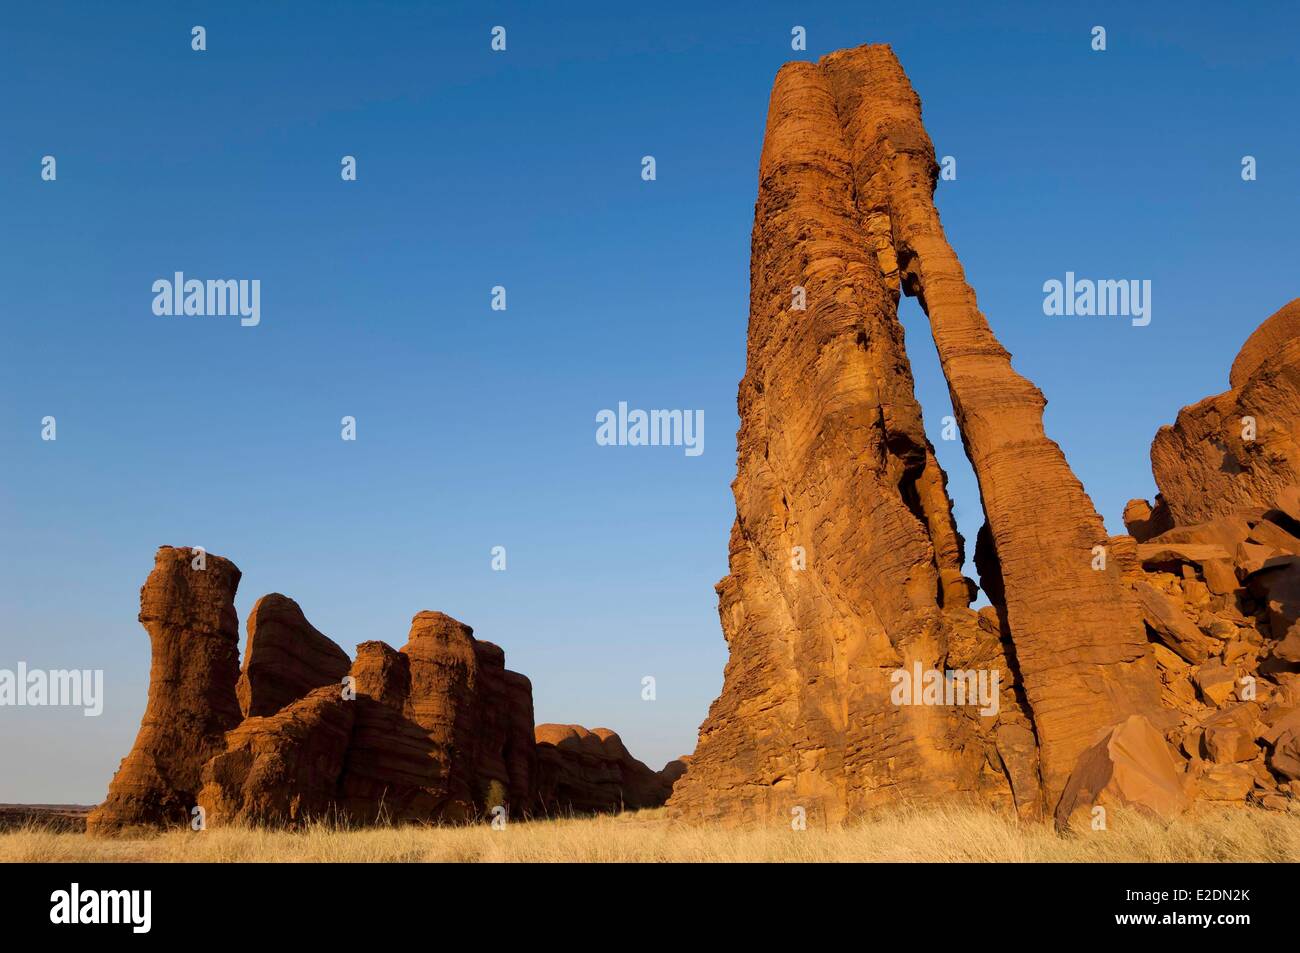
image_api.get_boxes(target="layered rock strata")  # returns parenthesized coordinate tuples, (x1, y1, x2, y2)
(90, 549, 668, 831)
(87, 547, 243, 834)
(667, 50, 1041, 824)
(671, 45, 1295, 826)
(534, 725, 682, 814)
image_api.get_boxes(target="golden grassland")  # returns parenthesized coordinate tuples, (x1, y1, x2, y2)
(3, 805, 1299, 862)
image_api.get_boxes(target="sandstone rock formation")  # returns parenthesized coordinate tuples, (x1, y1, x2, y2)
(89, 50, 1299, 835)
(236, 594, 351, 718)
(670, 44, 1297, 827)
(92, 549, 667, 831)
(334, 612, 535, 824)
(825, 45, 1162, 799)
(1150, 299, 1300, 525)
(534, 724, 680, 814)
(677, 50, 1052, 823)
(87, 547, 244, 834)
(1109, 299, 1300, 818)
(198, 686, 355, 826)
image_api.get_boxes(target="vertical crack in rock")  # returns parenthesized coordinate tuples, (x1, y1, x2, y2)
(667, 58, 1039, 824)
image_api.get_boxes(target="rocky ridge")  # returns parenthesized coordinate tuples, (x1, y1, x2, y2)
(88, 549, 676, 833)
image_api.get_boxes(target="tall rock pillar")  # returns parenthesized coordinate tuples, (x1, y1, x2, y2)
(820, 45, 1162, 801)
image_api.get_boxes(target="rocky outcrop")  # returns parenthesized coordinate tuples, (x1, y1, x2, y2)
(91, 549, 664, 831)
(1109, 299, 1300, 816)
(822, 45, 1162, 801)
(87, 547, 244, 834)
(672, 44, 1296, 826)
(534, 725, 677, 814)
(669, 44, 1164, 825)
(1151, 299, 1300, 525)
(208, 611, 540, 826)
(198, 686, 355, 826)
(1048, 378, 1300, 820)
(236, 594, 351, 718)
(664, 51, 1040, 826)
(334, 613, 535, 824)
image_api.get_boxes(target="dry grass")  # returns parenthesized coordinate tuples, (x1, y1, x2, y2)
(3, 805, 1299, 862)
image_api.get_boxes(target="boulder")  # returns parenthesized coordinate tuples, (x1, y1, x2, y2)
(1136, 542, 1237, 595)
(1263, 708, 1300, 780)
(1054, 715, 1190, 830)
(1202, 723, 1258, 763)
(1243, 557, 1300, 639)
(1151, 299, 1300, 526)
(1133, 582, 1217, 664)
(1194, 661, 1239, 707)
(1124, 498, 1174, 543)
(1193, 763, 1256, 802)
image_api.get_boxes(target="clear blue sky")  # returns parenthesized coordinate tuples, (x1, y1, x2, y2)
(1, 1, 1297, 802)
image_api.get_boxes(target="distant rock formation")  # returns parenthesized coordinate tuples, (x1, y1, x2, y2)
(0, 804, 91, 833)
(534, 724, 682, 814)
(668, 43, 1299, 826)
(89, 550, 670, 832)
(333, 611, 535, 824)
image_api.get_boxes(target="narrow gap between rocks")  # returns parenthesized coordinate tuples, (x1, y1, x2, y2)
(894, 292, 989, 608)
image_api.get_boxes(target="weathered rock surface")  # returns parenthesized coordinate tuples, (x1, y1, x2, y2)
(88, 547, 244, 834)
(93, 551, 664, 830)
(822, 44, 1162, 801)
(1151, 299, 1300, 526)
(1055, 715, 1190, 831)
(670, 43, 1164, 825)
(665, 50, 1037, 825)
(92, 551, 676, 826)
(217, 611, 538, 826)
(534, 725, 676, 814)
(673, 44, 1297, 827)
(198, 685, 355, 826)
(1114, 300, 1300, 813)
(1124, 497, 1174, 543)
(236, 594, 351, 718)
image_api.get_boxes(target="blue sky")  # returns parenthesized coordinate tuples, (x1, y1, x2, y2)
(1, 1, 1297, 802)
